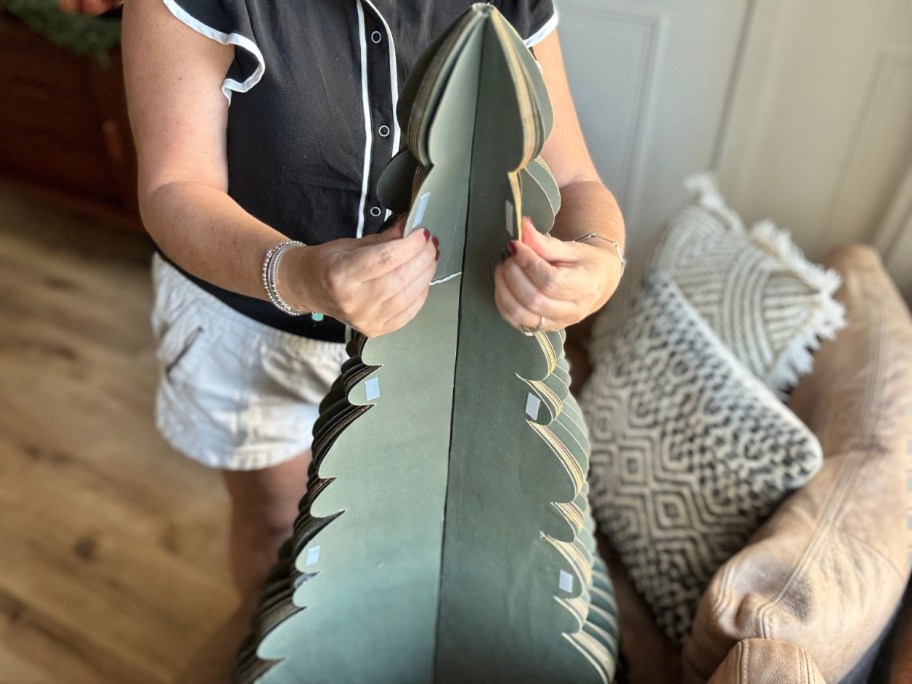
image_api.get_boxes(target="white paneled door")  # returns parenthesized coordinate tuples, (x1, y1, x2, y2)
(558, 0, 749, 254)
(558, 0, 912, 293)
(715, 0, 912, 264)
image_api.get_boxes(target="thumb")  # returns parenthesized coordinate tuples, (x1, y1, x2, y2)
(518, 216, 575, 264)
(378, 212, 406, 235)
(358, 218, 406, 245)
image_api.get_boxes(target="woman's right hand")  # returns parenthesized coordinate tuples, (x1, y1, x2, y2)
(281, 218, 440, 338)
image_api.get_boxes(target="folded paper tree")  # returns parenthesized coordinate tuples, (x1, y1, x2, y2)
(233, 6, 618, 683)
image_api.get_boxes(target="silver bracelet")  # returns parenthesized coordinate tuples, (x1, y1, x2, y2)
(262, 240, 319, 318)
(574, 232, 626, 273)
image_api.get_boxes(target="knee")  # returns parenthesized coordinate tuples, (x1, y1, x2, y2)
(223, 450, 311, 542)
(230, 499, 299, 543)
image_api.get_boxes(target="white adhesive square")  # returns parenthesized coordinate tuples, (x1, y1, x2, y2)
(413, 192, 431, 226)
(525, 393, 541, 420)
(559, 570, 574, 593)
(306, 546, 321, 566)
(365, 378, 381, 402)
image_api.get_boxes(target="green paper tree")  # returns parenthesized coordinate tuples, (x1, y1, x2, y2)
(234, 6, 618, 683)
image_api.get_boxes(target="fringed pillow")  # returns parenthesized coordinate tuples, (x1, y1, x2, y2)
(590, 174, 845, 395)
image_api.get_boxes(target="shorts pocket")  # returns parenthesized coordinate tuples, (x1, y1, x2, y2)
(163, 325, 205, 380)
(154, 300, 209, 382)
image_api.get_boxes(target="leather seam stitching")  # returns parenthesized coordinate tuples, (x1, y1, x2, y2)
(754, 454, 861, 639)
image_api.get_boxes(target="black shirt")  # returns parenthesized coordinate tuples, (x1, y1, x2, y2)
(161, 0, 557, 341)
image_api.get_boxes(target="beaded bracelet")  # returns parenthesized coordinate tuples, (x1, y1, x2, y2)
(573, 232, 626, 273)
(262, 240, 324, 321)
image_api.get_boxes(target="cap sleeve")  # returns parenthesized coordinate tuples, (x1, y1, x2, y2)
(162, 0, 265, 102)
(494, 0, 559, 47)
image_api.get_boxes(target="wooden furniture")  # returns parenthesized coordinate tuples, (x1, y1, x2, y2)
(0, 10, 141, 231)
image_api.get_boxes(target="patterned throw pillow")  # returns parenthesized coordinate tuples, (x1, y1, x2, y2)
(581, 271, 823, 644)
(589, 174, 845, 396)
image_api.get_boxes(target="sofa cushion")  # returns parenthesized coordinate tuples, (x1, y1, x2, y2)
(707, 640, 825, 684)
(589, 175, 845, 395)
(581, 271, 822, 644)
(683, 245, 912, 683)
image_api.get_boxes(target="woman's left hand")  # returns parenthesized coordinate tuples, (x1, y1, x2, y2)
(494, 217, 623, 333)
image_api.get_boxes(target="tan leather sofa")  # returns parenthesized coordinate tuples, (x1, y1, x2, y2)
(584, 245, 912, 683)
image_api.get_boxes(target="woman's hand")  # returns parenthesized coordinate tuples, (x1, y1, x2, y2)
(494, 216, 623, 333)
(60, 0, 123, 14)
(504, 30, 624, 335)
(281, 218, 440, 338)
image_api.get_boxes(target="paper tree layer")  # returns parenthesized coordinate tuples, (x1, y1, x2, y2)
(233, 6, 618, 683)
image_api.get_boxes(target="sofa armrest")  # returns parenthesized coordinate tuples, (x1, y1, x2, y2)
(707, 640, 825, 684)
(683, 244, 912, 682)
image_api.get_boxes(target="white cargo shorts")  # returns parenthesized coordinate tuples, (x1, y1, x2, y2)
(150, 253, 347, 471)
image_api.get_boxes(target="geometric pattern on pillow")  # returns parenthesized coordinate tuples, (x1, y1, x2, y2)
(581, 271, 823, 643)
(589, 174, 845, 396)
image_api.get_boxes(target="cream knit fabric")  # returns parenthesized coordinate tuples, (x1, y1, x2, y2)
(590, 174, 845, 395)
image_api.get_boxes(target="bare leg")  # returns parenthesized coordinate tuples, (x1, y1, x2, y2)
(223, 450, 312, 604)
(175, 450, 311, 684)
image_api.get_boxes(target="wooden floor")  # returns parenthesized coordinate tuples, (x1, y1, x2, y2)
(0, 185, 236, 683)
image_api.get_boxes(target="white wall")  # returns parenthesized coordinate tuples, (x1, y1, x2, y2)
(559, 0, 912, 296)
(715, 0, 912, 259)
(559, 0, 749, 256)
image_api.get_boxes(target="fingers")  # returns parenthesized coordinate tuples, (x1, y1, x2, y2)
(352, 253, 436, 337)
(355, 218, 406, 246)
(378, 212, 407, 234)
(518, 216, 577, 264)
(344, 226, 431, 280)
(507, 239, 593, 303)
(494, 264, 570, 332)
(373, 258, 438, 335)
(312, 223, 439, 335)
(495, 223, 608, 331)
(363, 229, 437, 289)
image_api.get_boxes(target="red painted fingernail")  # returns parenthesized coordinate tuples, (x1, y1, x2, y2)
(422, 228, 431, 242)
(435, 249, 440, 261)
(508, 242, 518, 256)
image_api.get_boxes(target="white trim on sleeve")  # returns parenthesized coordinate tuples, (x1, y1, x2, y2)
(524, 9, 559, 48)
(162, 0, 266, 104)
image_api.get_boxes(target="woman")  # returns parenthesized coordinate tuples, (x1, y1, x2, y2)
(121, 0, 624, 678)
